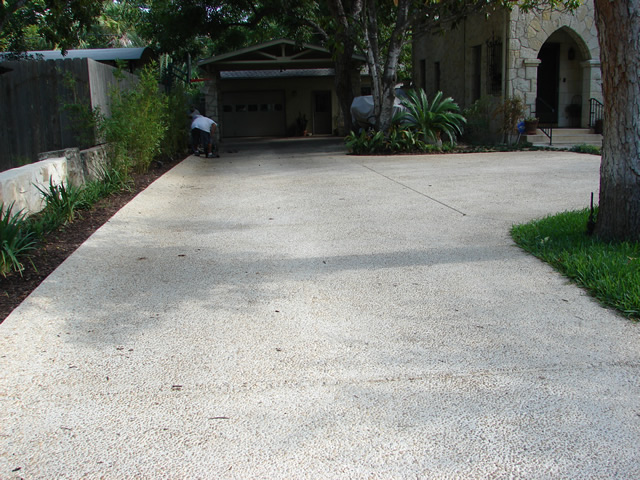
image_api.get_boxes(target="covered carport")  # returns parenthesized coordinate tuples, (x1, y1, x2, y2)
(197, 39, 366, 138)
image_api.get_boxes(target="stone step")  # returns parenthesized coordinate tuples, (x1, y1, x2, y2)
(524, 129, 602, 147)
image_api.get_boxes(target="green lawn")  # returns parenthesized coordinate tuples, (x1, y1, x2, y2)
(511, 209, 640, 320)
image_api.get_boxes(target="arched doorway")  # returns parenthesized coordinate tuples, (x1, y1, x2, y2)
(536, 28, 590, 128)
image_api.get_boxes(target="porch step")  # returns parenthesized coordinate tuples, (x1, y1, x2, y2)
(524, 128, 602, 148)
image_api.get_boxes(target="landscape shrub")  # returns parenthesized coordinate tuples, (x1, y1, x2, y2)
(462, 96, 498, 145)
(36, 180, 89, 226)
(101, 64, 168, 174)
(570, 144, 601, 155)
(398, 89, 466, 145)
(0, 203, 38, 277)
(493, 95, 525, 144)
(159, 83, 192, 161)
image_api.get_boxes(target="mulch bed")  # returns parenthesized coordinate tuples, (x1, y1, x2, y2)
(0, 157, 183, 324)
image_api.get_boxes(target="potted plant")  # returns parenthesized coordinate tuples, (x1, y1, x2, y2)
(524, 116, 539, 134)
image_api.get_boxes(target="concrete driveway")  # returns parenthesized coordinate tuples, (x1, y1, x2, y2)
(2, 137, 639, 479)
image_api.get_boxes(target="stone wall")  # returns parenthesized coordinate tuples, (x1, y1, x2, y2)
(413, 1, 602, 129)
(0, 145, 110, 216)
(507, 1, 602, 126)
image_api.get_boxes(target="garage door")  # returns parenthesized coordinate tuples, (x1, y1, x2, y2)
(221, 91, 286, 137)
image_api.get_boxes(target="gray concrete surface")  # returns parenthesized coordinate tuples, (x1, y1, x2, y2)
(1, 137, 639, 479)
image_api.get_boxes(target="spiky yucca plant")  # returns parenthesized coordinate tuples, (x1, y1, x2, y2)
(399, 90, 466, 145)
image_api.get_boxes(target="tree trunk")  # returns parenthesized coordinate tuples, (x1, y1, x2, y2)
(363, 0, 411, 132)
(593, 0, 640, 241)
(326, 0, 363, 134)
(333, 45, 356, 134)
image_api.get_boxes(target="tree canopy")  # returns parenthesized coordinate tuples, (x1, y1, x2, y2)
(0, 0, 102, 52)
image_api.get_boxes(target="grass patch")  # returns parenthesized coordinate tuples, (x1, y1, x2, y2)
(511, 208, 640, 319)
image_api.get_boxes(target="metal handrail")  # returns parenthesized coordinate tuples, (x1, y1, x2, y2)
(589, 98, 604, 129)
(539, 124, 553, 145)
(534, 97, 555, 145)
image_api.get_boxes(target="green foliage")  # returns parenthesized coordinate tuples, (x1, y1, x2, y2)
(511, 208, 640, 319)
(570, 144, 601, 155)
(462, 96, 498, 145)
(0, 0, 101, 53)
(493, 95, 525, 143)
(0, 203, 38, 277)
(159, 84, 191, 161)
(80, 165, 133, 206)
(101, 64, 168, 174)
(60, 70, 101, 149)
(78, 0, 146, 49)
(345, 127, 448, 155)
(345, 130, 387, 155)
(398, 90, 466, 145)
(29, 164, 132, 240)
(36, 180, 89, 226)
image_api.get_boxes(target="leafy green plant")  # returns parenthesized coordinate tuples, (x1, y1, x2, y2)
(570, 144, 601, 155)
(101, 64, 168, 174)
(462, 96, 498, 145)
(60, 70, 101, 149)
(36, 180, 89, 226)
(347, 126, 445, 155)
(398, 89, 466, 145)
(80, 165, 133, 206)
(492, 95, 525, 144)
(0, 203, 38, 277)
(345, 129, 386, 154)
(159, 83, 191, 161)
(511, 208, 640, 319)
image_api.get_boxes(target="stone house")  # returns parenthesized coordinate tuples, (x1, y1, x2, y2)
(412, 1, 603, 134)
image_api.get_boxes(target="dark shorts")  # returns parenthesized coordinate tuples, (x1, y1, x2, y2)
(191, 128, 212, 153)
(199, 130, 211, 148)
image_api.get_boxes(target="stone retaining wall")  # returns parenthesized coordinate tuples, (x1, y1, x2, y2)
(0, 145, 110, 216)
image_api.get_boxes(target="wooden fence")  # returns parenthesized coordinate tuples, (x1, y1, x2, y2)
(0, 58, 136, 172)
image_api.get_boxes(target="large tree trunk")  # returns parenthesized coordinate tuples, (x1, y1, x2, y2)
(333, 44, 356, 134)
(364, 0, 410, 132)
(593, 0, 640, 241)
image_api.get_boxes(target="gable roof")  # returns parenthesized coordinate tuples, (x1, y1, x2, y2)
(199, 38, 365, 71)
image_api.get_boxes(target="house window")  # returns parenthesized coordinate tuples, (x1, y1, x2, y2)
(487, 35, 502, 95)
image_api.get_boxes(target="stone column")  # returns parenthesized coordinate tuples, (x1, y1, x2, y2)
(523, 58, 541, 117)
(581, 59, 602, 127)
(202, 71, 220, 142)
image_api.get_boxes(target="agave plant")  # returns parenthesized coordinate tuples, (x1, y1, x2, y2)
(399, 89, 466, 145)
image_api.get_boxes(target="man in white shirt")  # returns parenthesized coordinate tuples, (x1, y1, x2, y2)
(190, 114, 219, 158)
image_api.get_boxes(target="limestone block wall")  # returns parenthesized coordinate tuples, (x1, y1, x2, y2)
(508, 1, 602, 125)
(0, 158, 66, 215)
(0, 145, 110, 216)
